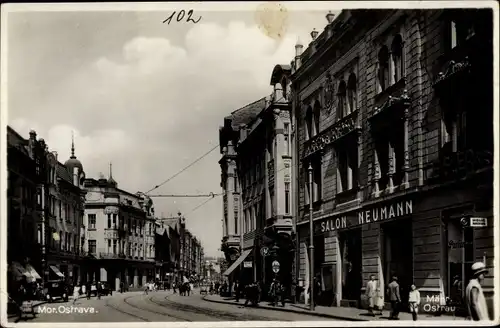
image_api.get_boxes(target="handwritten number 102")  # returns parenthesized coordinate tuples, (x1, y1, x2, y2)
(163, 10, 201, 24)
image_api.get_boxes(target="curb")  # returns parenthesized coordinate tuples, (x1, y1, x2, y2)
(202, 295, 367, 321)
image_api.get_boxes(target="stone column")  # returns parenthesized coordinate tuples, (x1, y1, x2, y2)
(372, 149, 380, 197)
(115, 272, 120, 292)
(274, 108, 285, 218)
(387, 143, 395, 193)
(403, 107, 410, 188)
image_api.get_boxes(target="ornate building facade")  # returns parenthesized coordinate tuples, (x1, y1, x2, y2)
(219, 70, 296, 290)
(82, 172, 156, 291)
(291, 9, 493, 314)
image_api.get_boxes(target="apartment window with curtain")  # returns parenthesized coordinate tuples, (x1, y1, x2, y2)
(113, 239, 117, 254)
(391, 34, 404, 82)
(305, 107, 313, 140)
(347, 73, 357, 113)
(313, 103, 320, 136)
(377, 46, 390, 93)
(108, 239, 111, 254)
(107, 214, 111, 228)
(337, 81, 348, 119)
(112, 214, 117, 228)
(234, 212, 238, 235)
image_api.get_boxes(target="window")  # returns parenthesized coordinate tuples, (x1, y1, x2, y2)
(347, 73, 357, 114)
(88, 240, 96, 255)
(37, 224, 42, 244)
(391, 34, 404, 82)
(58, 200, 62, 218)
(337, 81, 348, 119)
(36, 189, 42, 206)
(234, 174, 239, 192)
(112, 214, 117, 228)
(108, 239, 111, 253)
(88, 214, 96, 229)
(74, 235, 78, 253)
(113, 239, 117, 254)
(284, 123, 290, 156)
(285, 182, 291, 214)
(270, 188, 275, 215)
(128, 218, 132, 232)
(244, 210, 248, 233)
(337, 146, 358, 194)
(60, 231, 63, 250)
(374, 124, 405, 191)
(450, 20, 476, 50)
(234, 211, 238, 235)
(313, 102, 320, 135)
(305, 107, 313, 140)
(377, 46, 390, 93)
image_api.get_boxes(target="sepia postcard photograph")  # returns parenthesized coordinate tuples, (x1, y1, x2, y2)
(0, 1, 498, 327)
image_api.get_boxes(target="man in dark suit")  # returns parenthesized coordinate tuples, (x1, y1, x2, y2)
(387, 276, 401, 319)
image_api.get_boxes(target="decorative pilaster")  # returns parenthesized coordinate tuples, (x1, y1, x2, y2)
(387, 143, 395, 193)
(372, 148, 381, 197)
(402, 107, 410, 188)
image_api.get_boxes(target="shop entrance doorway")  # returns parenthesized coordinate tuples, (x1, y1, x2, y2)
(382, 219, 413, 309)
(338, 228, 362, 304)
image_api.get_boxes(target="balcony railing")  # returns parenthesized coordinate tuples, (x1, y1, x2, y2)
(303, 110, 360, 159)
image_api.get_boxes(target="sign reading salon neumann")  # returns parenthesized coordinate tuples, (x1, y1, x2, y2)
(318, 200, 413, 233)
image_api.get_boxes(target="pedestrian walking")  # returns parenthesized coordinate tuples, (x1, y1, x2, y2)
(144, 283, 149, 295)
(72, 284, 80, 305)
(86, 282, 92, 300)
(408, 284, 420, 321)
(366, 275, 377, 316)
(387, 276, 401, 320)
(465, 262, 490, 321)
(234, 280, 240, 303)
(97, 282, 102, 300)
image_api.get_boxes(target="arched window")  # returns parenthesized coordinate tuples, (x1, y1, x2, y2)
(305, 107, 313, 140)
(391, 34, 404, 82)
(313, 101, 321, 135)
(347, 73, 357, 114)
(281, 78, 287, 100)
(377, 46, 389, 92)
(337, 81, 347, 119)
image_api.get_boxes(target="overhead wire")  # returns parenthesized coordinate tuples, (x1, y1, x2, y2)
(145, 143, 220, 194)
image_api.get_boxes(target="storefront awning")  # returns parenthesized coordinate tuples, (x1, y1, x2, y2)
(49, 265, 64, 278)
(26, 264, 42, 280)
(223, 249, 252, 276)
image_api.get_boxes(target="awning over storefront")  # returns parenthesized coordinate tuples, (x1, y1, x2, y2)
(26, 264, 42, 280)
(223, 249, 252, 276)
(49, 265, 64, 278)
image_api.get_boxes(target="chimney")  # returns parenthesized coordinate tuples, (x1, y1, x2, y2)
(326, 11, 335, 24)
(295, 38, 303, 70)
(274, 83, 284, 102)
(310, 28, 319, 41)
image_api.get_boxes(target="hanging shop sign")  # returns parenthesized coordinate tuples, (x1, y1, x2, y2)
(272, 261, 280, 273)
(470, 217, 488, 227)
(243, 261, 253, 268)
(315, 199, 413, 233)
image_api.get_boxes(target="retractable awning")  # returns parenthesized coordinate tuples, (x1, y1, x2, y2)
(49, 265, 64, 278)
(26, 264, 42, 280)
(223, 249, 252, 276)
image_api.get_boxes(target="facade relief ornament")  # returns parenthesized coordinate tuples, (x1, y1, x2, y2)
(323, 72, 335, 112)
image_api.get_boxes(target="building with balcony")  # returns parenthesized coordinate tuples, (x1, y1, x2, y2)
(7, 127, 43, 292)
(82, 169, 156, 291)
(219, 80, 296, 289)
(291, 9, 493, 314)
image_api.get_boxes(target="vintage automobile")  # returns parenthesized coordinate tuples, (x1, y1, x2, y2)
(43, 280, 69, 302)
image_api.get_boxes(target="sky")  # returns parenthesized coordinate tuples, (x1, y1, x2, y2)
(6, 4, 334, 257)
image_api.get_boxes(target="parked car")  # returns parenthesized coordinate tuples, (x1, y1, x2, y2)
(43, 280, 69, 302)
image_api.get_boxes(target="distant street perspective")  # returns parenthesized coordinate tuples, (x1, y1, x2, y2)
(3, 3, 496, 326)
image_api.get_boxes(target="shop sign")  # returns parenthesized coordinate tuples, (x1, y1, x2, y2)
(470, 217, 487, 227)
(243, 261, 252, 268)
(358, 200, 413, 225)
(272, 260, 280, 273)
(315, 199, 413, 233)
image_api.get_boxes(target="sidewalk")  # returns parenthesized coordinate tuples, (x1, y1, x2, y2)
(203, 294, 466, 321)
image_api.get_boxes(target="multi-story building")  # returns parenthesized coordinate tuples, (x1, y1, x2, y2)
(291, 8, 493, 314)
(219, 71, 296, 288)
(43, 137, 87, 283)
(219, 98, 267, 285)
(7, 127, 43, 290)
(82, 171, 156, 291)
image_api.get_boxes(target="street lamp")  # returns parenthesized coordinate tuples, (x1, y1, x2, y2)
(308, 164, 315, 311)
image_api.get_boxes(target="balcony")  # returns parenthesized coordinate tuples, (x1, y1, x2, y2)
(303, 110, 361, 159)
(99, 252, 122, 259)
(369, 89, 410, 133)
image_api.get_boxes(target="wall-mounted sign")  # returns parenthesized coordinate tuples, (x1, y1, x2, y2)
(315, 199, 413, 233)
(104, 207, 119, 215)
(272, 260, 280, 273)
(470, 217, 487, 227)
(260, 247, 269, 257)
(243, 261, 252, 268)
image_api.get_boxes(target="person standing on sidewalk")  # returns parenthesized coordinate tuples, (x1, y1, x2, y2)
(366, 275, 377, 316)
(465, 262, 489, 321)
(408, 284, 420, 321)
(387, 276, 401, 320)
(234, 280, 241, 302)
(72, 283, 80, 305)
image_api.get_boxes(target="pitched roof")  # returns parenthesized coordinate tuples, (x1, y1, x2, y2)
(227, 97, 267, 129)
(56, 162, 73, 184)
